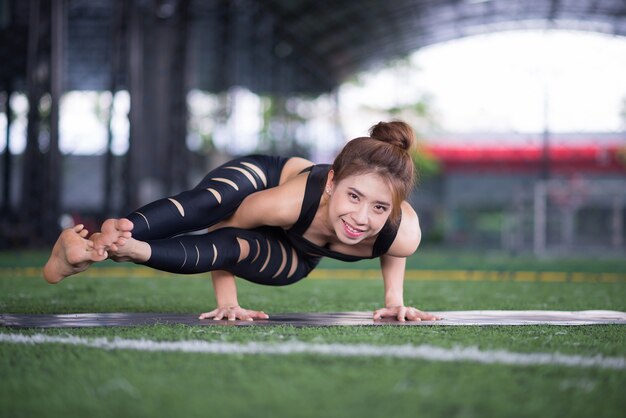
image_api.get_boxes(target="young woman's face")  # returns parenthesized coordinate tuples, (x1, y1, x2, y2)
(327, 171, 393, 245)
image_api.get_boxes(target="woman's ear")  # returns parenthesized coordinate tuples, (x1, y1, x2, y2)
(325, 170, 335, 194)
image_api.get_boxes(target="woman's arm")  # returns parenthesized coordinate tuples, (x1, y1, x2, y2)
(373, 202, 439, 321)
(198, 270, 268, 321)
(380, 254, 406, 308)
(198, 175, 308, 321)
(373, 255, 439, 321)
(209, 174, 308, 232)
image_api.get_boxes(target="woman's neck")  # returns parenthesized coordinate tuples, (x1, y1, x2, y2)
(307, 195, 337, 246)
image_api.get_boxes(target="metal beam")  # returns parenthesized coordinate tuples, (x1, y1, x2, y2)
(125, 0, 144, 213)
(21, 0, 44, 236)
(45, 0, 64, 241)
(2, 86, 11, 215)
(165, 0, 191, 194)
(104, 0, 127, 218)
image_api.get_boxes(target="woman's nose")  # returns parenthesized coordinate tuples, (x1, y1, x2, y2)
(352, 204, 369, 225)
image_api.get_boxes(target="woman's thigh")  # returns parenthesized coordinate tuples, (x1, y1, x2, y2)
(143, 226, 319, 286)
(127, 154, 290, 240)
(230, 226, 319, 286)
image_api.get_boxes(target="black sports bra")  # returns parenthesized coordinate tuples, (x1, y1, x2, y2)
(284, 164, 400, 262)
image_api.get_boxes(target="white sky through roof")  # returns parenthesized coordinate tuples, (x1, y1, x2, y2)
(339, 30, 626, 139)
(2, 30, 626, 155)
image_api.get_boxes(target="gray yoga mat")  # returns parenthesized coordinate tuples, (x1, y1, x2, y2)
(1, 310, 625, 328)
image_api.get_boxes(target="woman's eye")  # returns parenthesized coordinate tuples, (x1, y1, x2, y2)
(374, 205, 388, 212)
(349, 193, 359, 200)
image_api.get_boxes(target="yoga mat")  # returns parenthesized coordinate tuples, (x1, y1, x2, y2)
(1, 310, 625, 328)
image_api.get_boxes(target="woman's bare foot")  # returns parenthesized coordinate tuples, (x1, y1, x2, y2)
(107, 236, 151, 263)
(91, 218, 134, 256)
(43, 224, 108, 284)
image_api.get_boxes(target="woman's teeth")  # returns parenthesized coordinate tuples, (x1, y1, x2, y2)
(343, 220, 364, 235)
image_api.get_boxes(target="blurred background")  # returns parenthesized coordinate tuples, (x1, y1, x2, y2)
(0, 0, 625, 257)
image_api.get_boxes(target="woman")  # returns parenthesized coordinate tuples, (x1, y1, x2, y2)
(43, 121, 438, 322)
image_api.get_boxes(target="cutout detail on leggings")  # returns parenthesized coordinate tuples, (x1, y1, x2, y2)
(287, 248, 298, 278)
(241, 162, 267, 187)
(212, 178, 239, 191)
(251, 239, 261, 263)
(194, 245, 200, 267)
(212, 244, 218, 266)
(168, 198, 185, 217)
(236, 237, 250, 263)
(273, 242, 288, 278)
(179, 241, 187, 269)
(259, 239, 271, 272)
(225, 166, 258, 189)
(207, 188, 222, 204)
(135, 212, 150, 230)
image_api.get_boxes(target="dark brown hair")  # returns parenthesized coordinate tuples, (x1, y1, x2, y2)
(331, 120, 417, 223)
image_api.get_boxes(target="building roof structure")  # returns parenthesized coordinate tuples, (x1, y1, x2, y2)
(2, 0, 625, 246)
(1, 0, 626, 94)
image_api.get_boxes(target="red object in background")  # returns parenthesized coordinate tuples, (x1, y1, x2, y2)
(425, 144, 626, 174)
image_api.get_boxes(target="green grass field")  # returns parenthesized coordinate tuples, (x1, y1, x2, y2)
(1, 248, 625, 418)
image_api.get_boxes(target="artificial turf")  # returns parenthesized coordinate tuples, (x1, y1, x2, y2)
(1, 249, 625, 418)
(2, 341, 625, 418)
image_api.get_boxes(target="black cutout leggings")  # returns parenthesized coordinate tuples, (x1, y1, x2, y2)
(125, 155, 319, 286)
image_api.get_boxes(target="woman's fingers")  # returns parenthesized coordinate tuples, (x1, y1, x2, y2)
(373, 308, 397, 320)
(423, 311, 441, 321)
(248, 310, 269, 320)
(396, 306, 408, 322)
(198, 309, 219, 319)
(409, 307, 440, 321)
(237, 311, 254, 321)
(199, 307, 270, 321)
(373, 306, 438, 322)
(408, 307, 440, 321)
(405, 308, 423, 322)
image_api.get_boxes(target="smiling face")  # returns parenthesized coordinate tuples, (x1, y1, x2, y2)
(326, 170, 393, 245)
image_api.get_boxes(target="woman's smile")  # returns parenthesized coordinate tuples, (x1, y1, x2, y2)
(341, 218, 366, 239)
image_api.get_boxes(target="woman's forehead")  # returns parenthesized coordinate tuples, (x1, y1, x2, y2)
(336, 172, 393, 198)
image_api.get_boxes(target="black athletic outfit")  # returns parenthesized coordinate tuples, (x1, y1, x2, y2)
(125, 155, 400, 286)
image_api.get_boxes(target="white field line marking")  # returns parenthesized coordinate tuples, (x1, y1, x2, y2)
(1, 333, 625, 370)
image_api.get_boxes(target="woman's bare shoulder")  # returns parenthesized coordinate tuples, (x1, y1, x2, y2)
(280, 157, 315, 184)
(386, 201, 421, 257)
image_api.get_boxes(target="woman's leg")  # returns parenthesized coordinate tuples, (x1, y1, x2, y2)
(141, 227, 318, 286)
(44, 155, 289, 283)
(125, 155, 289, 241)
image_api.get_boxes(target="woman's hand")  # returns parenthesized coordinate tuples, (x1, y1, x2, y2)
(373, 306, 440, 322)
(198, 306, 269, 322)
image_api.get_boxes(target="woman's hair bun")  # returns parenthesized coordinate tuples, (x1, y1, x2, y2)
(369, 120, 416, 152)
